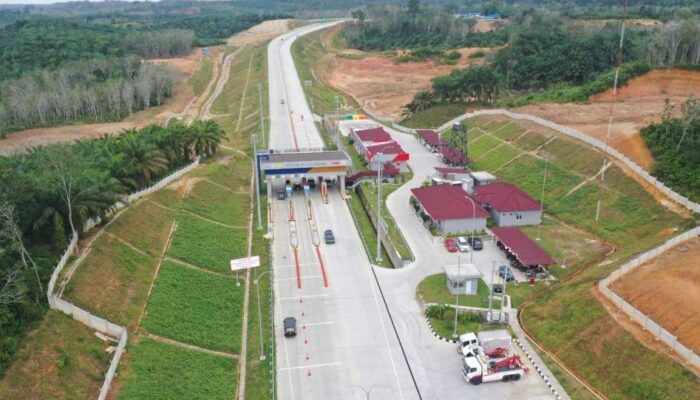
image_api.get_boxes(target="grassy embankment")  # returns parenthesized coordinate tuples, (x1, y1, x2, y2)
(450, 115, 699, 400)
(3, 38, 276, 400)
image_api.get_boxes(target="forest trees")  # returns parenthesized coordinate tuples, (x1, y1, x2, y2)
(641, 97, 700, 202)
(0, 57, 176, 136)
(0, 120, 223, 374)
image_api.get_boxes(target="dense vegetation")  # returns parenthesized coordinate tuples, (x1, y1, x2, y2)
(0, 120, 223, 375)
(343, 4, 509, 50)
(394, 7, 700, 108)
(641, 97, 700, 202)
(0, 57, 176, 135)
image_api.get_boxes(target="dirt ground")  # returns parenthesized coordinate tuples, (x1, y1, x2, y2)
(512, 69, 700, 171)
(611, 237, 700, 355)
(472, 19, 509, 32)
(227, 19, 292, 47)
(327, 47, 492, 119)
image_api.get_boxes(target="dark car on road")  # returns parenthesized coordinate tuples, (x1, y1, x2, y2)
(492, 283, 504, 294)
(498, 265, 515, 282)
(283, 317, 297, 338)
(467, 237, 483, 250)
(276, 190, 286, 200)
(324, 229, 335, 244)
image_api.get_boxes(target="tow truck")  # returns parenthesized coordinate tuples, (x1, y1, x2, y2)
(462, 354, 529, 385)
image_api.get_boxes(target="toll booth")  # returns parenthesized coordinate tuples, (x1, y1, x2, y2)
(258, 150, 350, 197)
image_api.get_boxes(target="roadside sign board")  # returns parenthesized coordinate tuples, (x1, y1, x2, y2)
(230, 256, 260, 271)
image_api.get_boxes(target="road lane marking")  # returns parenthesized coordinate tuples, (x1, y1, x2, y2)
(278, 362, 341, 372)
(303, 321, 334, 327)
(274, 262, 318, 269)
(278, 293, 328, 302)
(276, 275, 323, 282)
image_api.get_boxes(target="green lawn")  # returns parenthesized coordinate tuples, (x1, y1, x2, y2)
(491, 122, 523, 141)
(184, 180, 250, 227)
(471, 143, 521, 172)
(399, 103, 467, 129)
(143, 261, 244, 352)
(513, 130, 552, 151)
(417, 273, 501, 309)
(427, 308, 509, 339)
(468, 134, 502, 158)
(119, 338, 238, 400)
(167, 214, 248, 273)
(356, 182, 413, 261)
(193, 152, 252, 192)
(347, 192, 391, 267)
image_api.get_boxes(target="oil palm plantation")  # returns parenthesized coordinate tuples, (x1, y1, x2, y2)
(185, 120, 223, 159)
(117, 131, 169, 186)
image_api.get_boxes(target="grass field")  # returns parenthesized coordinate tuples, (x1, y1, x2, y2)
(399, 103, 466, 129)
(357, 182, 413, 261)
(143, 261, 244, 352)
(347, 190, 392, 267)
(106, 200, 176, 256)
(167, 213, 248, 273)
(119, 338, 238, 400)
(465, 116, 699, 399)
(184, 180, 250, 226)
(418, 274, 501, 309)
(189, 58, 214, 98)
(0, 311, 110, 400)
(427, 307, 509, 339)
(63, 234, 159, 330)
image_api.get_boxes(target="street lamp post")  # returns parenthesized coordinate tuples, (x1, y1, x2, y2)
(252, 134, 263, 230)
(257, 83, 265, 148)
(334, 95, 341, 150)
(374, 153, 384, 263)
(253, 270, 272, 360)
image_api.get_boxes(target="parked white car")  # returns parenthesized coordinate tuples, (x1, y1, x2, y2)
(456, 236, 470, 252)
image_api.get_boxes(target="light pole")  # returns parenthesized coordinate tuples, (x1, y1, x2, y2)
(257, 83, 265, 148)
(373, 153, 384, 263)
(453, 257, 461, 338)
(334, 95, 341, 150)
(254, 270, 271, 360)
(252, 134, 262, 230)
(537, 157, 548, 241)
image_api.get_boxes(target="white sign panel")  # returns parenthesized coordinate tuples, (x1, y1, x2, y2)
(230, 256, 260, 271)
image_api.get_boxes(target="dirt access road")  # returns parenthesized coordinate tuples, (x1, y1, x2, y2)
(512, 69, 700, 171)
(611, 237, 700, 356)
(0, 20, 294, 155)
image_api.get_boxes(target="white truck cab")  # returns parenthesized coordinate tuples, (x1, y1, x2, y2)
(461, 354, 527, 385)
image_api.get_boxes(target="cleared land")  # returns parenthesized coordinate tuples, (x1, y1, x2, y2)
(0, 311, 111, 400)
(512, 69, 700, 171)
(328, 45, 492, 119)
(612, 237, 700, 354)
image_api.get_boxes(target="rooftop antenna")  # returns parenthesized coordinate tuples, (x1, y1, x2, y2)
(596, 0, 627, 223)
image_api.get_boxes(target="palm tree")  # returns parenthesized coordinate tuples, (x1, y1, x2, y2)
(185, 120, 223, 159)
(118, 131, 169, 186)
(407, 91, 435, 113)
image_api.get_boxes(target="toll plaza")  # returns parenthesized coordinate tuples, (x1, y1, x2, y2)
(257, 150, 350, 200)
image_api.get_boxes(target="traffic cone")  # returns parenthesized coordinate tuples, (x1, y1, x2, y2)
(307, 369, 311, 377)
(304, 338, 308, 344)
(306, 353, 310, 360)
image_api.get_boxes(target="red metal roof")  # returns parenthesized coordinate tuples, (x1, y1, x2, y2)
(416, 129, 442, 147)
(491, 227, 557, 266)
(353, 127, 392, 143)
(435, 167, 469, 175)
(410, 185, 489, 220)
(440, 146, 469, 165)
(473, 182, 541, 212)
(366, 141, 406, 156)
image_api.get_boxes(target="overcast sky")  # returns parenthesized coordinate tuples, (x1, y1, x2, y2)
(0, 0, 158, 4)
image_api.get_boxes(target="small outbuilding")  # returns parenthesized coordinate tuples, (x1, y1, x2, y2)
(473, 182, 542, 226)
(469, 171, 496, 186)
(445, 264, 482, 295)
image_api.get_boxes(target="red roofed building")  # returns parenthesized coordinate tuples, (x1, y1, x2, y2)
(365, 141, 410, 172)
(351, 127, 392, 153)
(434, 166, 471, 181)
(440, 146, 469, 166)
(416, 129, 443, 150)
(410, 185, 489, 234)
(473, 182, 542, 226)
